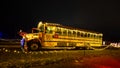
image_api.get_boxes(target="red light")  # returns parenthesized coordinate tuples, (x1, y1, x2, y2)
(19, 32, 27, 36)
(53, 33, 58, 38)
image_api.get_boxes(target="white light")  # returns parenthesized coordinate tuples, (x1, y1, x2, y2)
(44, 51, 48, 54)
(14, 50, 17, 53)
(39, 21, 42, 24)
(35, 52, 38, 54)
(39, 51, 43, 54)
(3, 48, 5, 50)
(5, 49, 8, 52)
(54, 50, 57, 53)
(59, 50, 63, 52)
(31, 52, 34, 54)
(17, 51, 20, 53)
(38, 21, 42, 28)
(29, 51, 32, 54)
(75, 60, 79, 63)
(49, 51, 54, 53)
(24, 52, 28, 54)
(20, 29, 22, 32)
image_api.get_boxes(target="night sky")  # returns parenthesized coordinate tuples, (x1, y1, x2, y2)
(1, 0, 120, 42)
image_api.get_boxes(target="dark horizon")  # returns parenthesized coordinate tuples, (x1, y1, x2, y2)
(1, 0, 120, 42)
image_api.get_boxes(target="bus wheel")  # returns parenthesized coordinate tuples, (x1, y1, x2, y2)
(29, 42, 40, 51)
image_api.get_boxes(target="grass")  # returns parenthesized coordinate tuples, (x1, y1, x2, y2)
(0, 48, 120, 68)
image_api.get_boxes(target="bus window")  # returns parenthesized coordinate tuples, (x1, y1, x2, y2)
(84, 33, 87, 37)
(95, 35, 98, 39)
(94, 35, 96, 38)
(88, 34, 90, 37)
(56, 27, 62, 35)
(73, 31, 76, 37)
(96, 35, 99, 39)
(63, 29, 67, 36)
(81, 33, 84, 37)
(91, 34, 93, 38)
(99, 35, 102, 39)
(39, 25, 44, 32)
(77, 32, 80, 37)
(68, 30, 72, 36)
(45, 26, 54, 34)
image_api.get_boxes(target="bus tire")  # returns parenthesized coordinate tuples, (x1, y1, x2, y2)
(28, 42, 40, 51)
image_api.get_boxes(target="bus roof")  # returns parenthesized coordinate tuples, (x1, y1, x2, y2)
(43, 22, 103, 35)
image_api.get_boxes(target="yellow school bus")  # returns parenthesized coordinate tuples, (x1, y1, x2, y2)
(20, 21, 103, 51)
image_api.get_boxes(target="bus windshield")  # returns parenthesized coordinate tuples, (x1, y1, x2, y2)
(39, 25, 44, 32)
